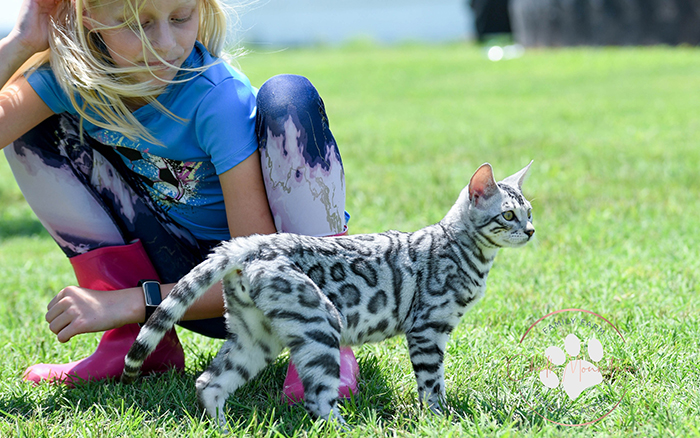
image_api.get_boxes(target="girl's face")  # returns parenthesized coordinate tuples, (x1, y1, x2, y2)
(87, 0, 200, 83)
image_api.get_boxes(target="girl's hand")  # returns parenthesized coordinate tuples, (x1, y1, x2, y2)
(8, 0, 62, 56)
(44, 286, 142, 343)
(44, 281, 226, 343)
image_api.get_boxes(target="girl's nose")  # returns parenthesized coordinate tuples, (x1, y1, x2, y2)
(150, 21, 177, 53)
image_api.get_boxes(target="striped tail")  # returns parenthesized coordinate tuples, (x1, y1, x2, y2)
(120, 251, 234, 384)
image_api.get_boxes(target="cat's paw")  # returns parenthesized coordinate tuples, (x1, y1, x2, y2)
(539, 334, 604, 400)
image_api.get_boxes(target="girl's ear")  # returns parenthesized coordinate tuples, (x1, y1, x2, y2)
(82, 13, 94, 31)
(468, 163, 499, 207)
(80, 1, 96, 31)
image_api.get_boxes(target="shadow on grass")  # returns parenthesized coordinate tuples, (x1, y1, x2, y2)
(0, 217, 47, 239)
(0, 353, 577, 436)
(0, 365, 571, 435)
(0, 370, 203, 423)
(0, 355, 398, 435)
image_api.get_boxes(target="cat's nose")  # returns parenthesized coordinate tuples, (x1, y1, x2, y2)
(525, 228, 535, 238)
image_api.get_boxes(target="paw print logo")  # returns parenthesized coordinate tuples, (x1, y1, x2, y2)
(511, 309, 635, 427)
(539, 334, 604, 400)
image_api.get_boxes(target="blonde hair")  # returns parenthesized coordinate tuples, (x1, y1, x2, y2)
(30, 0, 231, 144)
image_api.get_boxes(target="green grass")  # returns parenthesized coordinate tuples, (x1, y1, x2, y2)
(1, 43, 699, 437)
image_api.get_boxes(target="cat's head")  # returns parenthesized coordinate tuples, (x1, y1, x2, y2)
(465, 162, 535, 248)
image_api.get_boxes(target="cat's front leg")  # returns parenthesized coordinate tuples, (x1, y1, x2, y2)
(406, 331, 450, 413)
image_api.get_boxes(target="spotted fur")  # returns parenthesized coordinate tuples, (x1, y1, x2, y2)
(121, 162, 535, 426)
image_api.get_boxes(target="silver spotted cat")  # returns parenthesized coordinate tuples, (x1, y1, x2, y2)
(121, 162, 535, 427)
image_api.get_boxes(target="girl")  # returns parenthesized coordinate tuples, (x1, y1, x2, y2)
(0, 0, 358, 401)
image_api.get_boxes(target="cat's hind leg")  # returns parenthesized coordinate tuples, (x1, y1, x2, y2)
(255, 270, 346, 425)
(196, 273, 284, 427)
(288, 339, 344, 425)
(196, 338, 247, 427)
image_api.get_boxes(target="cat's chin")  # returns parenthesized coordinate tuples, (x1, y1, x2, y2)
(501, 237, 532, 248)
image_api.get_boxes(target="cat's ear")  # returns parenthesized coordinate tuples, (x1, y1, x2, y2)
(469, 163, 499, 207)
(502, 160, 533, 190)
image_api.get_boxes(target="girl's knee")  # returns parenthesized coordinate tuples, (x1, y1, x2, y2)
(257, 74, 320, 116)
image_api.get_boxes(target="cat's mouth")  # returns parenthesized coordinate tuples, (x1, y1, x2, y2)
(506, 232, 534, 247)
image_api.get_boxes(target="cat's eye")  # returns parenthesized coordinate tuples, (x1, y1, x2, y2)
(502, 211, 515, 221)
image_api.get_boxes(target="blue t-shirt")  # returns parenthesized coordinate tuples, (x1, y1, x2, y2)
(26, 42, 257, 241)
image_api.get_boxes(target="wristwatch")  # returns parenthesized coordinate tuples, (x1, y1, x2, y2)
(139, 280, 162, 323)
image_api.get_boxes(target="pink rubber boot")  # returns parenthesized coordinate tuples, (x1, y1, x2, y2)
(282, 227, 360, 404)
(282, 346, 360, 404)
(23, 240, 185, 386)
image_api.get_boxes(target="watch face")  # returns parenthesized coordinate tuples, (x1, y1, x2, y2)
(142, 281, 162, 306)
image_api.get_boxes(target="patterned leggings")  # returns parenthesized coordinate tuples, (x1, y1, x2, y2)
(3, 74, 346, 338)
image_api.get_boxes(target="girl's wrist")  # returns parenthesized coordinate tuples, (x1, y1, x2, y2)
(0, 34, 38, 87)
(3, 31, 38, 61)
(123, 283, 174, 325)
(121, 286, 148, 326)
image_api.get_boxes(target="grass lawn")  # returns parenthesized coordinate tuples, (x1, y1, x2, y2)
(1, 42, 699, 437)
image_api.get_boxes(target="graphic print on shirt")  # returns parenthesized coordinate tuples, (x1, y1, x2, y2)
(114, 145, 211, 213)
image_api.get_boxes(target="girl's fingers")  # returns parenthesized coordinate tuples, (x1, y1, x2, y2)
(45, 293, 67, 322)
(56, 323, 79, 343)
(47, 310, 72, 338)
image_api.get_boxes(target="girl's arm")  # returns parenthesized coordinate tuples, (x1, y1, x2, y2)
(0, 38, 37, 93)
(0, 77, 54, 149)
(1, 0, 59, 148)
(45, 152, 277, 342)
(0, 0, 56, 88)
(219, 150, 277, 238)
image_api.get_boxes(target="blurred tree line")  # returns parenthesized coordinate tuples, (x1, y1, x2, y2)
(470, 0, 700, 46)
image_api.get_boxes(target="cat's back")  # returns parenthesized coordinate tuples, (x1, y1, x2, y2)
(214, 226, 447, 283)
(292, 227, 444, 267)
